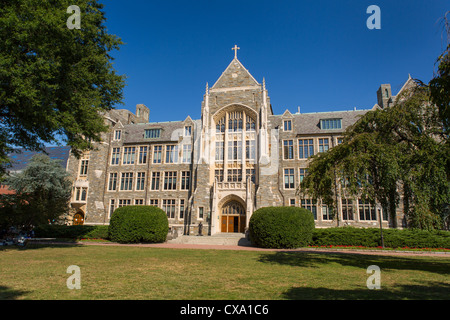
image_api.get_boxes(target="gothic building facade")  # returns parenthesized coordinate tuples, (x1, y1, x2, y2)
(66, 48, 411, 234)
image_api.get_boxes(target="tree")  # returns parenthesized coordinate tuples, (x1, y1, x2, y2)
(0, 154, 72, 231)
(299, 85, 449, 230)
(0, 0, 125, 170)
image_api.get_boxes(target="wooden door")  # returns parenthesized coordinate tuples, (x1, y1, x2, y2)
(228, 217, 234, 233)
(73, 212, 84, 225)
(221, 216, 228, 233)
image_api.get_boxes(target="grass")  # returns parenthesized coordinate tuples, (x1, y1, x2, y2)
(0, 244, 449, 300)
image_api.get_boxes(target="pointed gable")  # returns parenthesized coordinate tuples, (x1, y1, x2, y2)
(211, 58, 260, 90)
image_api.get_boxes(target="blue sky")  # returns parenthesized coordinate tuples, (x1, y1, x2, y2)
(103, 0, 449, 122)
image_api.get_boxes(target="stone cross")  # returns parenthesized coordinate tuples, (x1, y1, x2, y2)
(232, 45, 240, 59)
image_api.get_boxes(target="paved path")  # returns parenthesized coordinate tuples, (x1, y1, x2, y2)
(32, 240, 450, 257)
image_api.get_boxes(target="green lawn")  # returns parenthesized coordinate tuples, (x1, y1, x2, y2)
(0, 244, 449, 300)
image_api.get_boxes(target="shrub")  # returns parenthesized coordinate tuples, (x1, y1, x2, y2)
(108, 205, 168, 244)
(33, 225, 109, 240)
(249, 206, 315, 249)
(311, 227, 450, 249)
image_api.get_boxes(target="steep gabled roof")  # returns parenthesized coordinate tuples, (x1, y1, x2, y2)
(211, 58, 260, 90)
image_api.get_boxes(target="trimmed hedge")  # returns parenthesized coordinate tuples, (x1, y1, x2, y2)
(249, 206, 315, 249)
(312, 227, 450, 249)
(108, 205, 168, 244)
(34, 225, 109, 240)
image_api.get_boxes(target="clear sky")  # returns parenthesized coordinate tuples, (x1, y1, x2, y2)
(102, 0, 449, 122)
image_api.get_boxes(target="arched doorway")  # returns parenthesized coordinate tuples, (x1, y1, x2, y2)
(221, 200, 246, 233)
(73, 211, 85, 226)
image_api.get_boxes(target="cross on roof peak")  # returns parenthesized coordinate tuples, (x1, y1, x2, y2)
(232, 45, 240, 59)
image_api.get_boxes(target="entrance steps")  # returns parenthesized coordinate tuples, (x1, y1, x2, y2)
(167, 233, 252, 247)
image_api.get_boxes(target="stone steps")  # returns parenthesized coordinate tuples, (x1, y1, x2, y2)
(168, 233, 252, 246)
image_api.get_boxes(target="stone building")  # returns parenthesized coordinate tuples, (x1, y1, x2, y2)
(66, 47, 412, 233)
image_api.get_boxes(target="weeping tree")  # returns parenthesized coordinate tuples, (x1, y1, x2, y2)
(0, 154, 72, 231)
(299, 85, 449, 230)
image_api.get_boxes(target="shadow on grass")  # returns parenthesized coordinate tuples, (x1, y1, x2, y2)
(282, 281, 450, 300)
(258, 251, 450, 276)
(0, 240, 84, 251)
(0, 285, 30, 300)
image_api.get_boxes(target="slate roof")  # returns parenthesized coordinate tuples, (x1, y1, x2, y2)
(269, 109, 371, 135)
(7, 146, 72, 172)
(123, 120, 202, 144)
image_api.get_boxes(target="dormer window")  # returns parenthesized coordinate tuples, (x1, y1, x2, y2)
(184, 126, 192, 137)
(320, 119, 342, 130)
(114, 130, 122, 141)
(145, 129, 161, 139)
(283, 120, 292, 131)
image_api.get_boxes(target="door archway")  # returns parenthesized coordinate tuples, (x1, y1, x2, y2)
(220, 200, 246, 233)
(73, 211, 85, 226)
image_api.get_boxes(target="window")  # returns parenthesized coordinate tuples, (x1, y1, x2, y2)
(246, 116, 256, 131)
(289, 199, 296, 207)
(337, 137, 344, 145)
(284, 120, 292, 131)
(182, 144, 192, 163)
(114, 130, 122, 141)
(284, 168, 295, 189)
(74, 187, 88, 202)
(163, 171, 177, 190)
(320, 119, 342, 130)
(298, 139, 314, 159)
(136, 172, 146, 191)
(145, 129, 161, 139)
(215, 141, 224, 161)
(118, 199, 131, 208)
(246, 169, 256, 183)
(123, 147, 136, 165)
(138, 146, 148, 164)
(79, 160, 89, 176)
(153, 146, 162, 164)
(299, 168, 308, 183)
(184, 126, 192, 137)
(342, 199, 354, 220)
(228, 111, 243, 132)
(180, 171, 190, 190)
(245, 140, 256, 160)
(227, 169, 242, 182)
(165, 145, 178, 164)
(108, 173, 118, 191)
(120, 172, 134, 191)
(216, 117, 226, 133)
(301, 199, 317, 220)
(215, 169, 224, 182)
(318, 138, 329, 153)
(322, 205, 333, 221)
(135, 199, 144, 205)
(109, 199, 115, 218)
(359, 198, 376, 221)
(179, 199, 185, 219)
(198, 207, 204, 220)
(111, 148, 120, 165)
(162, 199, 176, 219)
(228, 140, 242, 161)
(283, 140, 294, 160)
(149, 199, 159, 207)
(151, 172, 160, 190)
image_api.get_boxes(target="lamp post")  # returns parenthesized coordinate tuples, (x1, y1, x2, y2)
(378, 208, 384, 248)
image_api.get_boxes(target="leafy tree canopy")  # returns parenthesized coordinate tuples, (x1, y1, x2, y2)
(0, 0, 125, 174)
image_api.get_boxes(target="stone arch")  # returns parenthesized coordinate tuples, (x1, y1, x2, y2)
(218, 194, 246, 233)
(212, 103, 258, 125)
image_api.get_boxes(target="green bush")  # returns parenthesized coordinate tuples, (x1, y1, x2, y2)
(311, 227, 450, 249)
(249, 206, 315, 249)
(108, 205, 168, 244)
(34, 225, 109, 240)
